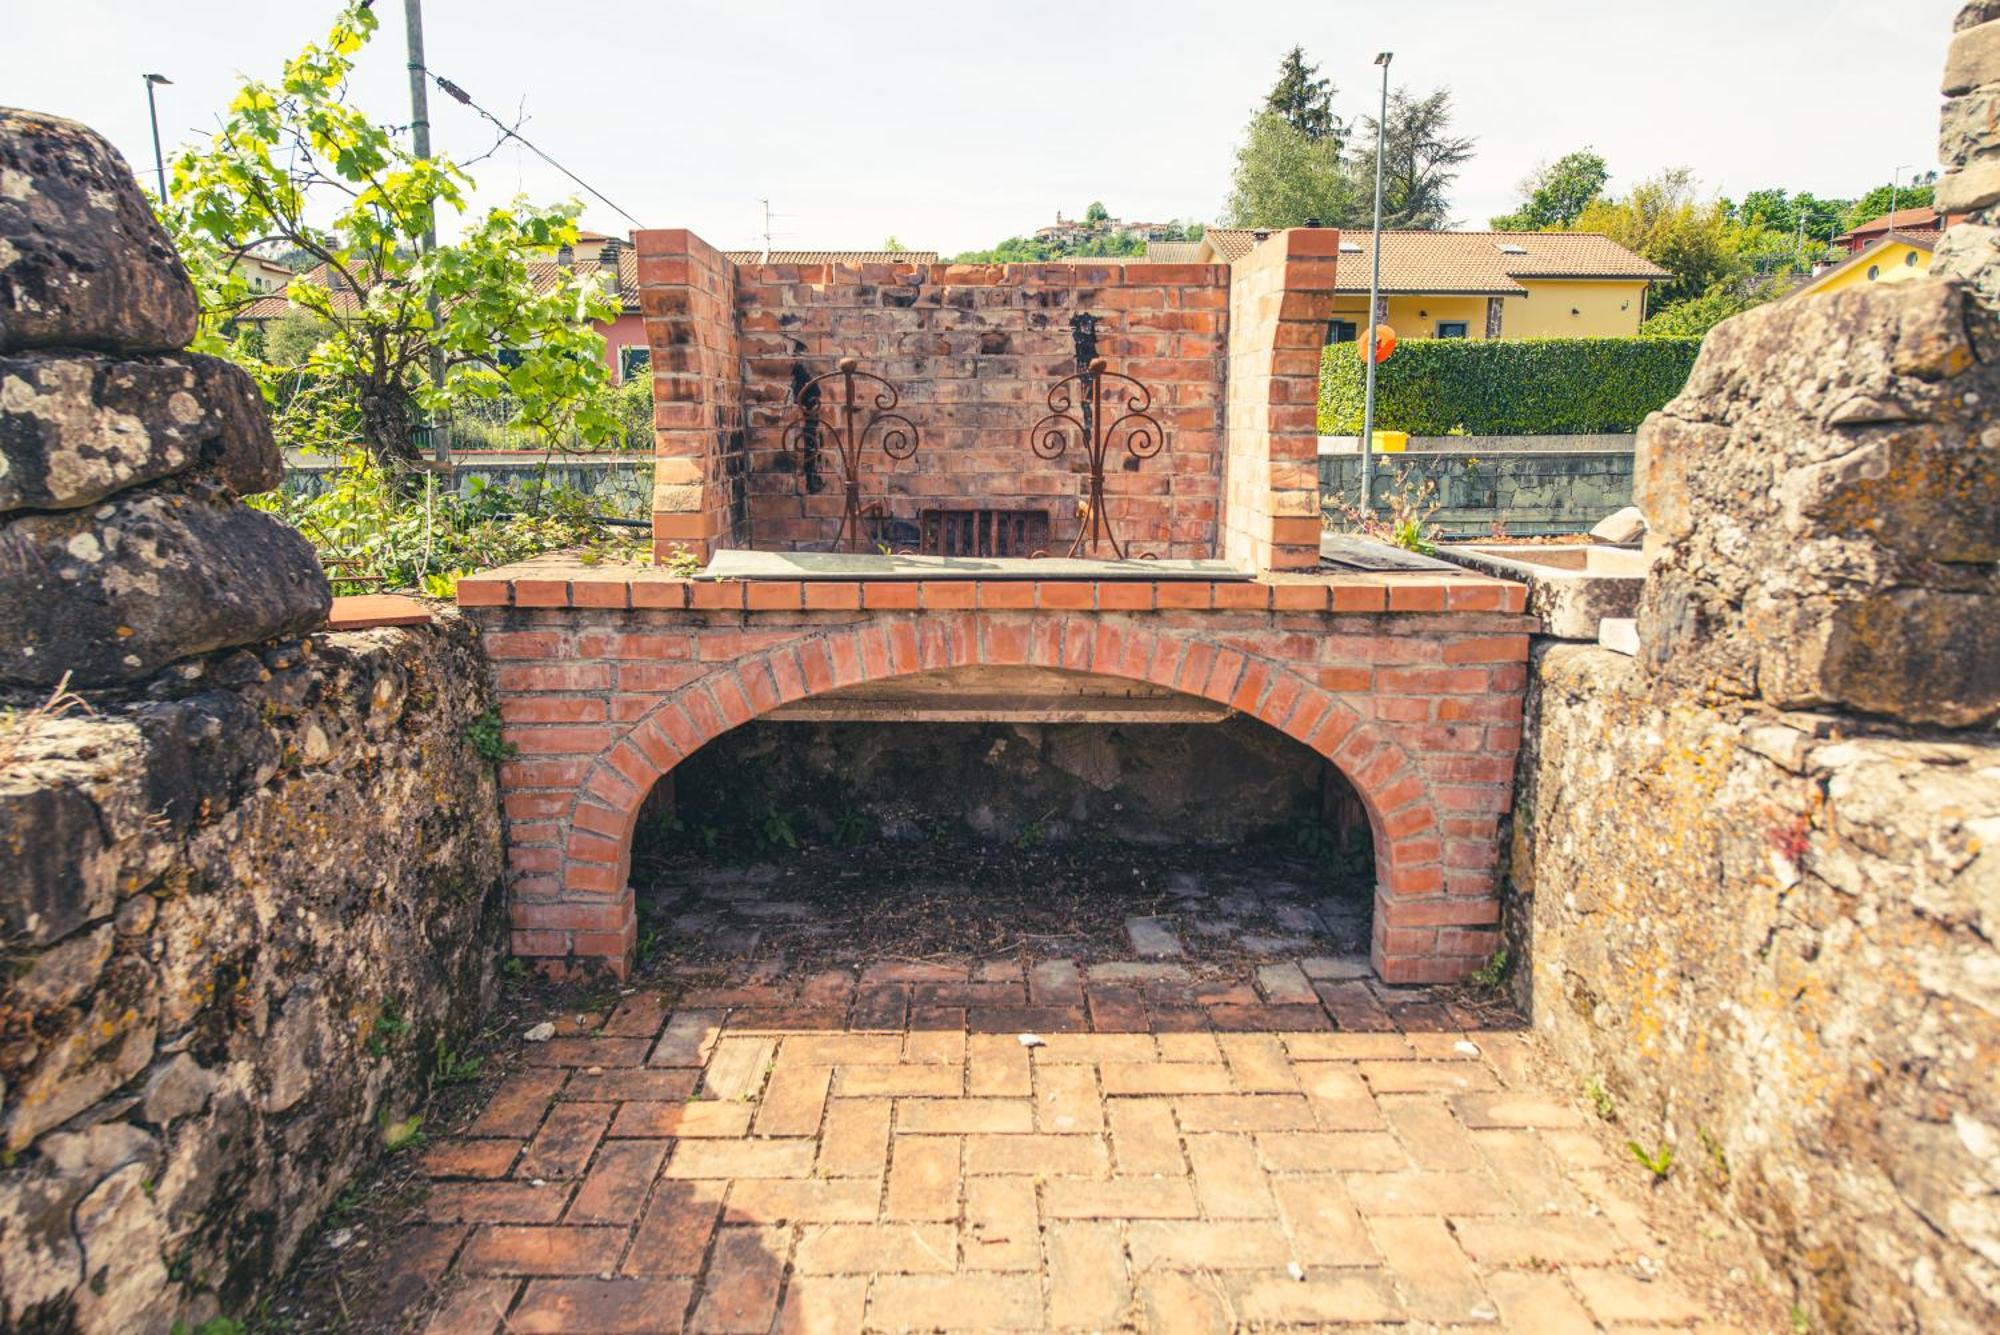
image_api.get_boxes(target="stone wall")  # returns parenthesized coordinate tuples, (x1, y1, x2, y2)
(1506, 11, 2000, 1328)
(0, 613, 507, 1331)
(0, 106, 508, 1331)
(1512, 646, 1999, 1332)
(1320, 449, 1635, 537)
(0, 108, 330, 691)
(1633, 278, 1998, 728)
(661, 715, 1360, 850)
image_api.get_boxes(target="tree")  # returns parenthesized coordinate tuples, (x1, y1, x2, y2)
(1734, 188, 1847, 247)
(1572, 169, 1744, 310)
(1264, 46, 1339, 144)
(1845, 178, 1937, 229)
(946, 229, 1147, 263)
(1353, 88, 1475, 229)
(882, 235, 909, 252)
(1224, 111, 1359, 229)
(1639, 282, 1778, 337)
(165, 2, 619, 471)
(1083, 200, 1110, 225)
(263, 308, 335, 366)
(1490, 149, 1608, 230)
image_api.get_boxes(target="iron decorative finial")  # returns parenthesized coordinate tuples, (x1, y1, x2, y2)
(781, 359, 919, 553)
(1029, 349, 1165, 559)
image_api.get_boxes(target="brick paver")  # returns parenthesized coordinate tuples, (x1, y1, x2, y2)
(389, 937, 1733, 1330)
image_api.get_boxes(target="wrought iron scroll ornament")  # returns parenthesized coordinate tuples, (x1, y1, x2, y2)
(1030, 355, 1165, 558)
(781, 358, 919, 553)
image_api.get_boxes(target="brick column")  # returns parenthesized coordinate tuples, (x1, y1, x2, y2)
(1221, 229, 1340, 572)
(633, 229, 744, 563)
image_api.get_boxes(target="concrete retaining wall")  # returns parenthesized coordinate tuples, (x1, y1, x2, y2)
(1319, 433, 1636, 454)
(1319, 449, 1634, 537)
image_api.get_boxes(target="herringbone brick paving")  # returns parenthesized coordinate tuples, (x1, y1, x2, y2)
(386, 950, 1741, 1333)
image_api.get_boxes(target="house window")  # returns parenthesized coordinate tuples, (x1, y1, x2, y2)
(1905, 252, 1919, 267)
(1867, 265, 1880, 281)
(1437, 321, 1470, 338)
(619, 346, 651, 381)
(1325, 319, 1358, 345)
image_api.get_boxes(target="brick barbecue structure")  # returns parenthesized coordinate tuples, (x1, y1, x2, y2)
(459, 227, 1531, 986)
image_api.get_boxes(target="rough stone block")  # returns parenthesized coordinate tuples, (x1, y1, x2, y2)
(1, 351, 279, 512)
(1937, 158, 2000, 214)
(1635, 278, 2000, 727)
(1937, 87, 2000, 172)
(0, 108, 197, 354)
(0, 478, 331, 687)
(1943, 18, 2000, 94)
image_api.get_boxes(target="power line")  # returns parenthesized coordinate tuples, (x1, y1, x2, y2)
(426, 68, 643, 228)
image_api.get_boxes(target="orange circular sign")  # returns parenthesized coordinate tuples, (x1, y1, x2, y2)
(1358, 324, 1398, 364)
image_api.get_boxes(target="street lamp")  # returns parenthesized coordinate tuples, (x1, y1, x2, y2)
(142, 73, 172, 201)
(1358, 51, 1392, 512)
(1888, 164, 1918, 221)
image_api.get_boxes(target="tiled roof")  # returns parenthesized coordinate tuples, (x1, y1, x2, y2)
(724, 250, 940, 265)
(1194, 229, 1273, 262)
(1187, 228, 1666, 292)
(1137, 241, 1206, 263)
(526, 247, 640, 310)
(1835, 206, 1941, 240)
(237, 246, 641, 321)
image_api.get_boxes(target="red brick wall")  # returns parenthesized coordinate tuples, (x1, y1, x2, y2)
(461, 561, 1530, 986)
(733, 261, 1229, 558)
(635, 229, 743, 562)
(629, 228, 1343, 571)
(1223, 229, 1340, 571)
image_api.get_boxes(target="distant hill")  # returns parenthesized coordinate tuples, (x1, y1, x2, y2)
(948, 208, 1205, 263)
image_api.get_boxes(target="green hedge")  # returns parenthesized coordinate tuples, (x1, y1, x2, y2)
(1317, 336, 1700, 436)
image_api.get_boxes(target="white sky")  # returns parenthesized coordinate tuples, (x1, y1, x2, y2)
(2, 0, 1958, 253)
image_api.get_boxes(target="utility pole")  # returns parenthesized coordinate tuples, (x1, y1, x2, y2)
(759, 197, 774, 262)
(404, 0, 450, 464)
(1358, 51, 1392, 513)
(143, 74, 172, 201)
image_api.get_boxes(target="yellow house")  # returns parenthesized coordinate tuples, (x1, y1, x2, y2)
(1789, 231, 1935, 301)
(1157, 228, 1667, 342)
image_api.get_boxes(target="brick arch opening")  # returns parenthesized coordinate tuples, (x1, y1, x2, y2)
(533, 614, 1460, 983)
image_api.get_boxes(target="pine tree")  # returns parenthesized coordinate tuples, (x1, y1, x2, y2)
(1264, 47, 1340, 145)
(1353, 88, 1475, 230)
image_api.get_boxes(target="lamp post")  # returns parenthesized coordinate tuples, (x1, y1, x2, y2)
(142, 73, 171, 201)
(1358, 51, 1392, 512)
(1888, 164, 1916, 220)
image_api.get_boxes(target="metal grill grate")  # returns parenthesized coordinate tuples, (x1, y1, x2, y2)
(918, 508, 1052, 558)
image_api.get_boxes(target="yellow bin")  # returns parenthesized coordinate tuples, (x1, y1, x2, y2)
(1372, 430, 1408, 453)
